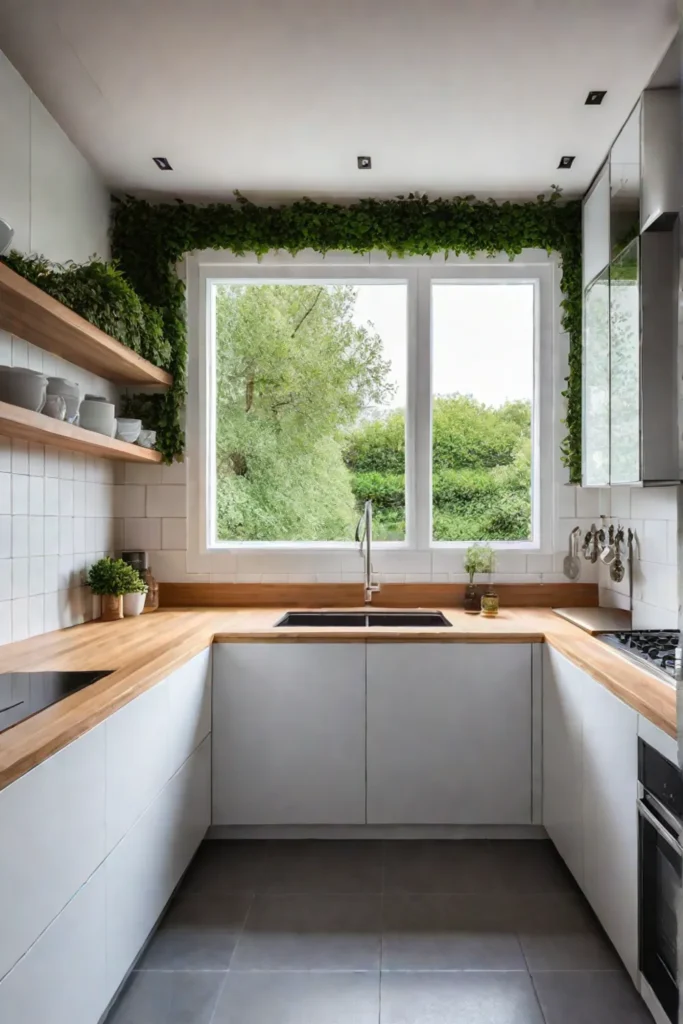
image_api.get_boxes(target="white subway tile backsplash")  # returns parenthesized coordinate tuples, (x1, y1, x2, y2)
(146, 485, 187, 518)
(29, 516, 44, 556)
(12, 557, 28, 599)
(44, 476, 59, 511)
(575, 487, 602, 518)
(0, 601, 9, 642)
(11, 598, 29, 641)
(58, 479, 74, 517)
(114, 484, 146, 518)
(28, 443, 44, 477)
(160, 460, 187, 484)
(11, 440, 28, 475)
(28, 595, 44, 637)
(0, 516, 11, 558)
(44, 554, 59, 593)
(29, 476, 44, 515)
(526, 553, 554, 574)
(59, 517, 74, 555)
(58, 451, 74, 480)
(630, 487, 677, 522)
(44, 447, 60, 478)
(125, 463, 163, 485)
(44, 516, 59, 556)
(640, 520, 669, 566)
(0, 560, 10, 602)
(0, 438, 10, 473)
(29, 556, 44, 597)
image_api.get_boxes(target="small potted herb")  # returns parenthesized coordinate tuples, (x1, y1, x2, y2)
(86, 557, 146, 621)
(122, 573, 149, 617)
(463, 543, 495, 614)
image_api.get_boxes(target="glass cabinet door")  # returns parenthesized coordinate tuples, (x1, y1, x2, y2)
(582, 267, 611, 486)
(609, 239, 641, 485)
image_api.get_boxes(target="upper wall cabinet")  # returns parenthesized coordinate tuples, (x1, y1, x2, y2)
(582, 162, 610, 290)
(581, 87, 680, 487)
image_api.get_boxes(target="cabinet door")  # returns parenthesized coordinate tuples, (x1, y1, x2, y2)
(367, 644, 532, 824)
(165, 647, 212, 778)
(583, 161, 610, 288)
(0, 866, 106, 1024)
(582, 677, 638, 980)
(542, 647, 584, 886)
(0, 724, 106, 982)
(582, 267, 610, 487)
(105, 737, 210, 1001)
(609, 238, 641, 485)
(212, 644, 366, 825)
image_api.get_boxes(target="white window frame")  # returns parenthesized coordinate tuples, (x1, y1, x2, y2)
(186, 249, 557, 574)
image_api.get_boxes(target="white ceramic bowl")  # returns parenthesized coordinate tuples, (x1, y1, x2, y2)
(79, 399, 116, 436)
(137, 429, 157, 449)
(43, 395, 67, 420)
(0, 367, 48, 411)
(46, 376, 80, 423)
(115, 417, 142, 443)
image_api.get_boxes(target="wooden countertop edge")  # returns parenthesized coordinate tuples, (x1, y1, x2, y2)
(0, 607, 675, 792)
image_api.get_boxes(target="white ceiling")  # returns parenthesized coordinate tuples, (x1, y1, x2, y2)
(0, 0, 677, 201)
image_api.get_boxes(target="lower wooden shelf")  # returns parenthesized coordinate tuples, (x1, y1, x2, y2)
(0, 401, 163, 463)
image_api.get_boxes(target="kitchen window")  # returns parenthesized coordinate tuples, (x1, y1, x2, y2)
(186, 251, 555, 567)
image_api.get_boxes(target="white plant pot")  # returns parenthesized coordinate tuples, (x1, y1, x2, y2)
(122, 592, 146, 617)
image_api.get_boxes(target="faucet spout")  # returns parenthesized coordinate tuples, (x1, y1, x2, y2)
(356, 500, 381, 604)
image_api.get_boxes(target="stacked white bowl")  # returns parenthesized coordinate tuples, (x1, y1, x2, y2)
(0, 366, 48, 411)
(79, 399, 116, 437)
(46, 377, 81, 423)
(115, 418, 142, 443)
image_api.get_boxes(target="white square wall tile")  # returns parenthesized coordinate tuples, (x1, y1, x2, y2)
(28, 443, 44, 476)
(0, 560, 10, 602)
(44, 476, 59, 511)
(11, 598, 29, 641)
(59, 517, 74, 555)
(113, 485, 146, 518)
(0, 438, 10, 473)
(0, 517, 11, 558)
(11, 440, 28, 474)
(44, 554, 59, 593)
(146, 485, 187, 518)
(148, 550, 188, 582)
(576, 488, 602, 519)
(29, 476, 44, 515)
(640, 520, 669, 566)
(0, 474, 10, 515)
(0, 601, 11, 645)
(526, 553, 554, 574)
(59, 480, 74, 517)
(28, 595, 44, 637)
(11, 475, 28, 515)
(125, 463, 163, 485)
(160, 460, 187, 484)
(555, 484, 576, 519)
(29, 556, 44, 596)
(161, 518, 187, 549)
(12, 516, 28, 557)
(44, 447, 60, 478)
(124, 518, 162, 550)
(631, 487, 677, 522)
(44, 517, 59, 555)
(12, 558, 28, 599)
(29, 516, 44, 556)
(59, 451, 74, 480)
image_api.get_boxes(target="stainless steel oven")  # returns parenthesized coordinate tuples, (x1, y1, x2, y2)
(638, 739, 682, 1024)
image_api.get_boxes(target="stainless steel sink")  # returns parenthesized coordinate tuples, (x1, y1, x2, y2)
(275, 611, 452, 628)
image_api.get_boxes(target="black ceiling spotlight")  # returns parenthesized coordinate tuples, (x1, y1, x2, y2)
(558, 155, 575, 169)
(153, 156, 173, 170)
(357, 155, 372, 170)
(585, 90, 607, 105)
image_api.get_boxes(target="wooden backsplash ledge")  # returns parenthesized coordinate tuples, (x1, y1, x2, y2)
(159, 582, 599, 609)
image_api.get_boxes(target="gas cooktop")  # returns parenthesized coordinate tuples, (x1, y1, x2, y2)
(598, 630, 681, 686)
(0, 671, 113, 735)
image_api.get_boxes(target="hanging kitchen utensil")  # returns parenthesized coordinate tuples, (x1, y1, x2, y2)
(582, 526, 594, 560)
(600, 524, 616, 564)
(563, 526, 581, 580)
(627, 528, 635, 608)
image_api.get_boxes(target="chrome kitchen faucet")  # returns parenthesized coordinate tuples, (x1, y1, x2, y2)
(355, 499, 381, 604)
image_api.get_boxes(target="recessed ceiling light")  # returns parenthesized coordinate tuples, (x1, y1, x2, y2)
(153, 156, 173, 170)
(585, 90, 606, 105)
(558, 155, 575, 169)
(357, 156, 372, 170)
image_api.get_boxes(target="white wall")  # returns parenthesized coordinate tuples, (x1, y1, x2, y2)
(0, 50, 110, 262)
(0, 49, 117, 645)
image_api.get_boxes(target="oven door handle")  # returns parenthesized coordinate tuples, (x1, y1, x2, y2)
(638, 798, 683, 856)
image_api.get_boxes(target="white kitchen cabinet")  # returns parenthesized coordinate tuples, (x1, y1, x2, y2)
(212, 644, 366, 825)
(105, 648, 211, 852)
(0, 866, 106, 1024)
(582, 671, 638, 980)
(366, 644, 533, 824)
(542, 645, 585, 886)
(105, 736, 211, 1001)
(582, 160, 610, 288)
(543, 644, 639, 982)
(0, 723, 106, 982)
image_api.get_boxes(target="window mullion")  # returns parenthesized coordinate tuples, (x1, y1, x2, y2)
(414, 269, 433, 549)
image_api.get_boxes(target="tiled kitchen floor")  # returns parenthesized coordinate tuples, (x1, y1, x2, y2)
(106, 839, 652, 1024)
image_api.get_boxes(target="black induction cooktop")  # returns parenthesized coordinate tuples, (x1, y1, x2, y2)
(0, 671, 113, 734)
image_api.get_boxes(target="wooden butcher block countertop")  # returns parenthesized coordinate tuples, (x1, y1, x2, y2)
(0, 606, 676, 792)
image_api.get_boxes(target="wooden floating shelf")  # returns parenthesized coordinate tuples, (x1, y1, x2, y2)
(0, 401, 163, 463)
(0, 263, 172, 387)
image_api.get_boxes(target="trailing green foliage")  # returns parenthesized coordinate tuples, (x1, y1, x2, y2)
(464, 543, 495, 581)
(111, 191, 582, 478)
(86, 557, 144, 596)
(2, 251, 171, 369)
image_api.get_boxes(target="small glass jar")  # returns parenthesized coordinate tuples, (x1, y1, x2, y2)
(481, 587, 499, 617)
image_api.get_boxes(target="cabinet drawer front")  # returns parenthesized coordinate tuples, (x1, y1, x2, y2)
(166, 647, 212, 778)
(0, 725, 106, 982)
(0, 864, 106, 1024)
(213, 644, 366, 825)
(367, 644, 532, 825)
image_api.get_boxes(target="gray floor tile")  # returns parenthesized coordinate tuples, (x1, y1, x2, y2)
(487, 840, 574, 893)
(263, 840, 383, 893)
(137, 890, 253, 970)
(383, 840, 500, 893)
(382, 893, 525, 970)
(231, 893, 382, 970)
(213, 972, 380, 1024)
(510, 891, 621, 971)
(180, 840, 269, 893)
(106, 970, 225, 1024)
(380, 971, 545, 1024)
(533, 971, 653, 1024)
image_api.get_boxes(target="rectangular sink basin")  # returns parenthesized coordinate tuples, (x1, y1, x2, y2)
(275, 611, 452, 628)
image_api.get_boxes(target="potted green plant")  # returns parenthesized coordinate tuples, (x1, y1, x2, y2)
(463, 543, 495, 614)
(86, 557, 146, 621)
(122, 573, 149, 617)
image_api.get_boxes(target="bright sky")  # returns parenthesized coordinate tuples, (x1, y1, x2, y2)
(351, 282, 534, 410)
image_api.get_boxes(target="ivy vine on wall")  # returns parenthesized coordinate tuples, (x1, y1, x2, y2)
(109, 190, 581, 479)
